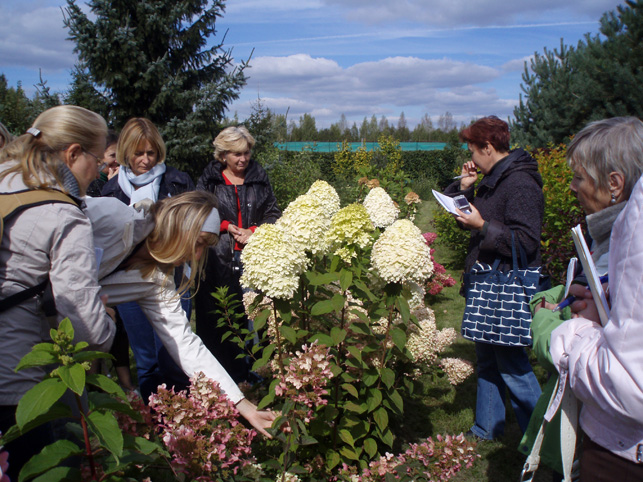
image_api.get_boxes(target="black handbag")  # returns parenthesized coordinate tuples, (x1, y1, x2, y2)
(461, 231, 544, 347)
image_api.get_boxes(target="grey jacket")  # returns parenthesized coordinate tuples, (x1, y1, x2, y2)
(0, 163, 115, 405)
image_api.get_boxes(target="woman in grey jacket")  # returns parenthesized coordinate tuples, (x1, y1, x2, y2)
(0, 105, 116, 477)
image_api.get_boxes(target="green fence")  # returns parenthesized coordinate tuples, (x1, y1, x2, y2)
(274, 142, 466, 152)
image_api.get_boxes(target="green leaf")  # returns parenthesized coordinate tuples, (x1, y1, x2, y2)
(15, 350, 58, 371)
(16, 378, 67, 429)
(364, 437, 378, 458)
(380, 427, 394, 447)
(339, 269, 353, 291)
(72, 351, 113, 363)
(252, 308, 271, 332)
(367, 388, 383, 412)
(71, 341, 89, 352)
(330, 293, 345, 313)
(128, 435, 163, 455)
(388, 389, 404, 413)
(311, 299, 335, 316)
(340, 446, 360, 460)
(1, 402, 73, 445)
(86, 410, 124, 458)
(339, 429, 355, 447)
(309, 333, 334, 347)
(329, 255, 340, 272)
(362, 369, 379, 387)
(31, 343, 54, 352)
(396, 296, 411, 323)
(57, 318, 74, 337)
(326, 450, 340, 470)
(279, 325, 298, 345)
(373, 407, 389, 432)
(348, 322, 370, 335)
(57, 364, 86, 396)
(344, 401, 365, 414)
(19, 439, 81, 481)
(32, 467, 80, 482)
(354, 280, 376, 301)
(346, 345, 363, 363)
(390, 326, 407, 352)
(86, 373, 127, 400)
(380, 367, 396, 389)
(300, 435, 318, 446)
(330, 327, 347, 345)
(341, 383, 359, 399)
(306, 271, 339, 285)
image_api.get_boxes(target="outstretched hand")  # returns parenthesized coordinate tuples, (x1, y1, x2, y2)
(236, 398, 276, 438)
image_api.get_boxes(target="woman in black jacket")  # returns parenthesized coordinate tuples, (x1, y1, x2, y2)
(196, 126, 281, 382)
(101, 117, 194, 400)
(444, 116, 543, 441)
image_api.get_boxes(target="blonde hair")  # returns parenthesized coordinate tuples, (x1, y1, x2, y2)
(138, 191, 219, 295)
(0, 121, 13, 149)
(0, 105, 107, 192)
(116, 117, 166, 169)
(213, 125, 255, 164)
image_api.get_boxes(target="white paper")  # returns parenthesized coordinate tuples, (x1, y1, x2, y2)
(571, 225, 610, 326)
(432, 189, 460, 216)
(564, 257, 577, 299)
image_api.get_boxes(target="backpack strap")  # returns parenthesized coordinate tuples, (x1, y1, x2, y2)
(0, 189, 81, 314)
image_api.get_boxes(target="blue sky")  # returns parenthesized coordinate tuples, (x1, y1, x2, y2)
(0, 0, 624, 129)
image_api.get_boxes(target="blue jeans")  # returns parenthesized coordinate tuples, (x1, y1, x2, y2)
(117, 293, 191, 401)
(470, 342, 541, 440)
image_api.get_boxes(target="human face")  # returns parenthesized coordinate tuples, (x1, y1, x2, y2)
(67, 143, 103, 195)
(468, 143, 497, 175)
(129, 140, 158, 176)
(224, 149, 251, 176)
(174, 232, 210, 266)
(102, 144, 117, 173)
(570, 165, 612, 215)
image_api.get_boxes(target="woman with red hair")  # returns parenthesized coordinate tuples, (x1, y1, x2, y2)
(444, 115, 544, 440)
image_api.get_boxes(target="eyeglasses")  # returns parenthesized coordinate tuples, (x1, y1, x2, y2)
(83, 149, 105, 169)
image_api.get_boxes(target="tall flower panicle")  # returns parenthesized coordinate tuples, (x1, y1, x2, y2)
(306, 180, 340, 217)
(274, 342, 334, 423)
(277, 194, 330, 255)
(325, 203, 374, 262)
(241, 223, 309, 299)
(371, 219, 433, 284)
(363, 187, 399, 228)
(149, 373, 255, 480)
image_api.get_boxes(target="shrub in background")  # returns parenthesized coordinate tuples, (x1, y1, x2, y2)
(534, 143, 585, 284)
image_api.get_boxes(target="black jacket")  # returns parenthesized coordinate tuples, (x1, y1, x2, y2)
(445, 148, 544, 274)
(100, 165, 195, 203)
(196, 159, 281, 289)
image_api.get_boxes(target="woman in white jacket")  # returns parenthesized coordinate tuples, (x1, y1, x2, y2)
(549, 118, 643, 481)
(87, 190, 275, 437)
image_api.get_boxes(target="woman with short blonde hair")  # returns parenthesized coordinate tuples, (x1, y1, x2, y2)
(213, 125, 255, 163)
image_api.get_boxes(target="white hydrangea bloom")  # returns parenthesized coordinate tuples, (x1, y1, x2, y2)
(306, 180, 340, 217)
(440, 357, 475, 385)
(277, 194, 330, 255)
(363, 187, 399, 228)
(371, 219, 433, 284)
(240, 224, 309, 299)
(405, 281, 426, 310)
(324, 203, 374, 262)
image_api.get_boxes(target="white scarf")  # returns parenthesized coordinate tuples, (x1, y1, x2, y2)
(117, 163, 167, 206)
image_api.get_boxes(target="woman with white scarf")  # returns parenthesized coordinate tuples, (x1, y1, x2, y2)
(101, 117, 194, 400)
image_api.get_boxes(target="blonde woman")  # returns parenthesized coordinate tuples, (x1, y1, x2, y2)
(0, 105, 116, 477)
(88, 191, 275, 437)
(196, 126, 281, 383)
(101, 117, 195, 400)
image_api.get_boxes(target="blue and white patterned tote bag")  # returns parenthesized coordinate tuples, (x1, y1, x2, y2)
(461, 232, 541, 346)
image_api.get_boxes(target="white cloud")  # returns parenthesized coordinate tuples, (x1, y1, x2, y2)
(0, 4, 75, 72)
(501, 56, 534, 72)
(322, 0, 621, 27)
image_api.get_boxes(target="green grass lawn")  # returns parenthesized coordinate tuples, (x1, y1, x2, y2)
(410, 199, 554, 482)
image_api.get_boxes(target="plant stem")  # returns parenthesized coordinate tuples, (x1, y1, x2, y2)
(76, 394, 96, 480)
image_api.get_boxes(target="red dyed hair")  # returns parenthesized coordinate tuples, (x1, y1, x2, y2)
(460, 116, 510, 152)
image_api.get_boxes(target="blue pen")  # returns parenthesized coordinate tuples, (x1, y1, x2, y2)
(552, 275, 608, 312)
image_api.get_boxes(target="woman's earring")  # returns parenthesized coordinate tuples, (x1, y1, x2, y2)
(611, 192, 617, 204)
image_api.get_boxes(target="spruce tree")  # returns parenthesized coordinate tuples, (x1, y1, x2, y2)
(512, 0, 643, 147)
(63, 0, 248, 179)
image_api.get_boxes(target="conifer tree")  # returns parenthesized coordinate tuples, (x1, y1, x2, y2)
(512, 0, 643, 147)
(63, 0, 248, 179)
